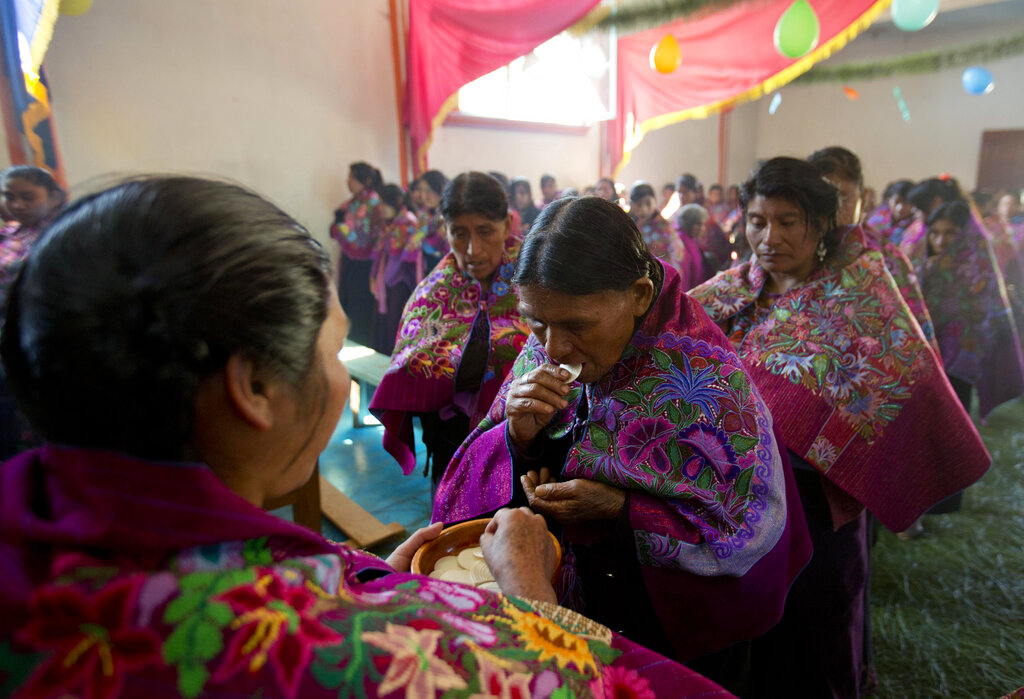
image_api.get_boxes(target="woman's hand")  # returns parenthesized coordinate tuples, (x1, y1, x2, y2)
(506, 364, 572, 451)
(480, 507, 557, 604)
(385, 522, 444, 572)
(521, 473, 626, 525)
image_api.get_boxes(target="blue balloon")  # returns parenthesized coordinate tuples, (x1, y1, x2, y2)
(962, 66, 994, 95)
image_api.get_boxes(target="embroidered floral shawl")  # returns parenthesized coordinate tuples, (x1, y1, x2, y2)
(0, 445, 729, 699)
(863, 224, 938, 348)
(917, 217, 1024, 415)
(0, 223, 42, 312)
(370, 208, 419, 313)
(433, 263, 811, 660)
(369, 252, 530, 474)
(330, 189, 381, 260)
(400, 209, 449, 281)
(691, 225, 990, 532)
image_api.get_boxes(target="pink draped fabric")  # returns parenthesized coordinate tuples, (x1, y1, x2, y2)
(406, 0, 600, 171)
(607, 0, 888, 175)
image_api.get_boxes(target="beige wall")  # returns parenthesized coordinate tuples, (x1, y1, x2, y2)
(44, 0, 400, 246)
(429, 121, 601, 193)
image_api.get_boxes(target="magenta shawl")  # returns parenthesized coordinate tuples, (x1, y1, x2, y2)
(369, 252, 530, 474)
(433, 263, 811, 660)
(636, 214, 697, 288)
(0, 445, 730, 699)
(691, 225, 990, 532)
(370, 208, 419, 313)
(917, 217, 1024, 415)
(330, 188, 381, 260)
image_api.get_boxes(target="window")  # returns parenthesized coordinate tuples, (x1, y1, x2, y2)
(456, 27, 616, 127)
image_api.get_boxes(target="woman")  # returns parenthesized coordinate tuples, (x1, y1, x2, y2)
(877, 180, 915, 244)
(370, 172, 530, 494)
(0, 176, 729, 699)
(404, 169, 448, 277)
(690, 157, 991, 697)
(510, 177, 541, 232)
(595, 177, 617, 204)
(0, 166, 65, 459)
(434, 196, 811, 679)
(369, 183, 419, 355)
(0, 166, 65, 311)
(330, 161, 383, 346)
(808, 147, 937, 348)
(920, 200, 1024, 413)
(628, 182, 698, 287)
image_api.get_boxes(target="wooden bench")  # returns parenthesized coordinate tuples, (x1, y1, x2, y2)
(266, 463, 406, 549)
(340, 340, 393, 428)
(264, 342, 405, 548)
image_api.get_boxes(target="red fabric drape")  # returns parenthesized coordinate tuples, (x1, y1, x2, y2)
(608, 0, 890, 176)
(406, 0, 600, 173)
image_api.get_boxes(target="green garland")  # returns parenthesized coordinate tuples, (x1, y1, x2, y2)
(794, 30, 1024, 83)
(595, 0, 753, 33)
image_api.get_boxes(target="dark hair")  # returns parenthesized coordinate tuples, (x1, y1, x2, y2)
(709, 184, 723, 194)
(908, 177, 967, 214)
(514, 196, 664, 295)
(540, 174, 556, 187)
(740, 156, 841, 253)
(885, 179, 914, 200)
(629, 182, 656, 203)
(676, 173, 698, 192)
(349, 162, 384, 193)
(663, 182, 676, 192)
(510, 177, 533, 200)
(678, 204, 709, 232)
(1, 165, 66, 204)
(0, 176, 332, 460)
(440, 172, 509, 222)
(597, 177, 617, 195)
(927, 200, 970, 229)
(487, 171, 510, 193)
(420, 170, 448, 196)
(807, 146, 863, 190)
(378, 183, 405, 212)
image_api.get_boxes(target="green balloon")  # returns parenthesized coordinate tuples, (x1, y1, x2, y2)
(774, 0, 821, 59)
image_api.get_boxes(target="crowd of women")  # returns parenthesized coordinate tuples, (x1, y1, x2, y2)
(0, 145, 1019, 698)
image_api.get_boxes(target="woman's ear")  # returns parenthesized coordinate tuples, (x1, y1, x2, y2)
(630, 277, 656, 316)
(223, 353, 275, 430)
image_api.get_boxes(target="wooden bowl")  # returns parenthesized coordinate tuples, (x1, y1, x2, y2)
(410, 517, 562, 584)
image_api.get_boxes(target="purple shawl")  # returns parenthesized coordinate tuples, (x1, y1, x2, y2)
(917, 217, 1024, 415)
(370, 208, 419, 313)
(691, 225, 991, 532)
(370, 252, 530, 474)
(0, 445, 731, 698)
(433, 263, 811, 660)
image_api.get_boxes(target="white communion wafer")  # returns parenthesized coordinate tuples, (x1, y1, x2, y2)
(457, 547, 481, 570)
(470, 559, 495, 585)
(433, 555, 461, 573)
(439, 568, 475, 584)
(478, 581, 502, 593)
(559, 363, 583, 382)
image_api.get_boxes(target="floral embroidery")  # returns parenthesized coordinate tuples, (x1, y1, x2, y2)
(213, 569, 342, 698)
(18, 577, 162, 699)
(590, 664, 658, 699)
(362, 623, 469, 696)
(469, 654, 533, 699)
(496, 601, 598, 676)
(331, 189, 381, 259)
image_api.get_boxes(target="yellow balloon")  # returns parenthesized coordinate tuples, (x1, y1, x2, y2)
(649, 35, 682, 74)
(59, 0, 93, 16)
